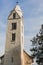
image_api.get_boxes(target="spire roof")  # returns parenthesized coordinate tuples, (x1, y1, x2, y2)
(8, 4, 23, 19)
(15, 5, 22, 12)
(15, 4, 23, 18)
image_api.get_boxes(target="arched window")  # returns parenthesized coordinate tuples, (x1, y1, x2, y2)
(12, 33, 16, 41)
(12, 23, 17, 30)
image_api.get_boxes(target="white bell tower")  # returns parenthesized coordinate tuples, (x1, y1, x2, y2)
(4, 4, 24, 65)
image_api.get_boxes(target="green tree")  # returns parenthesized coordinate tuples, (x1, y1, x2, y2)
(30, 24, 43, 65)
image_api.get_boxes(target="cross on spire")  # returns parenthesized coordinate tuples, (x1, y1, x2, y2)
(16, 0, 19, 5)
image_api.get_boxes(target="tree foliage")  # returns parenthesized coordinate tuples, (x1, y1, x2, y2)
(30, 24, 43, 65)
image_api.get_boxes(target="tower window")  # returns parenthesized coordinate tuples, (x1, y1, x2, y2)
(12, 23, 16, 30)
(12, 33, 16, 41)
(13, 13, 16, 19)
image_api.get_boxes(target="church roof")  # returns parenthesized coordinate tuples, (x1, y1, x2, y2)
(0, 55, 4, 59)
(23, 50, 33, 59)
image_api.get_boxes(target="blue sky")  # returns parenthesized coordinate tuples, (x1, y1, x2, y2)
(0, 0, 43, 58)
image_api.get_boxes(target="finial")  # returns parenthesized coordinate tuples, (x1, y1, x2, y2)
(16, 0, 19, 5)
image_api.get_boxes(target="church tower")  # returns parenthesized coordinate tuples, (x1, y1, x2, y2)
(4, 4, 24, 65)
